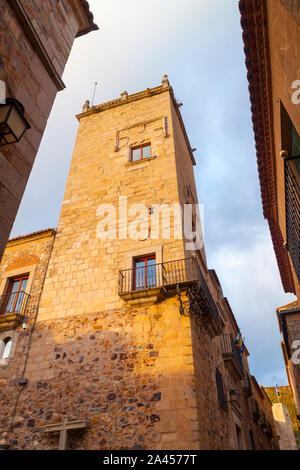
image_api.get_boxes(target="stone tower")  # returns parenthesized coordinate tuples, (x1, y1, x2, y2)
(0, 77, 279, 450)
(37, 75, 220, 449)
(39, 75, 206, 320)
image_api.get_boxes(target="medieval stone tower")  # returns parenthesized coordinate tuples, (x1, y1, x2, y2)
(0, 76, 278, 450)
(37, 74, 218, 449)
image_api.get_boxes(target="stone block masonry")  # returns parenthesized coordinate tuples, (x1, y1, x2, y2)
(1, 301, 201, 450)
(0, 81, 280, 450)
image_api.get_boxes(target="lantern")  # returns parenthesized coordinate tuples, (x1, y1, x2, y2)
(0, 98, 31, 146)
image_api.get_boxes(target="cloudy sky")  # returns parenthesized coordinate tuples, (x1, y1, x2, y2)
(11, 0, 296, 385)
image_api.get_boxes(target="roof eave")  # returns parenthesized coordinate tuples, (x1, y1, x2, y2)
(7, 228, 56, 245)
(239, 0, 295, 294)
(76, 84, 196, 167)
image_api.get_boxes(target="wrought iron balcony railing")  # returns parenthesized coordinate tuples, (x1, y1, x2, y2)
(186, 266, 222, 335)
(219, 334, 245, 379)
(0, 291, 30, 318)
(118, 258, 198, 294)
(284, 155, 300, 283)
(119, 257, 222, 337)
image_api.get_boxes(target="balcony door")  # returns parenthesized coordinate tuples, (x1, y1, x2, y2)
(1, 275, 28, 315)
(133, 255, 156, 290)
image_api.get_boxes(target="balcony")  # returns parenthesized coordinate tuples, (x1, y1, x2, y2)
(118, 258, 198, 304)
(118, 257, 222, 336)
(219, 334, 245, 379)
(0, 291, 30, 332)
(187, 266, 222, 337)
(284, 155, 300, 283)
(242, 373, 253, 398)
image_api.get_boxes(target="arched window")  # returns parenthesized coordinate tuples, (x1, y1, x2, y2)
(2, 338, 12, 359)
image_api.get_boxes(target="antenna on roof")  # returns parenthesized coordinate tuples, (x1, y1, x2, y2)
(275, 384, 280, 402)
(91, 82, 98, 107)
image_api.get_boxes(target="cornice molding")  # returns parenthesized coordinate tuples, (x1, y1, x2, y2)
(77, 84, 196, 166)
(77, 86, 170, 118)
(7, 229, 56, 247)
(70, 0, 99, 38)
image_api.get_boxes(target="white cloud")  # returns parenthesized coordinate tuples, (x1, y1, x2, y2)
(209, 229, 296, 385)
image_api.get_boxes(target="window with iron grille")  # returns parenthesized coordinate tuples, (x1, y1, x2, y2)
(216, 367, 227, 411)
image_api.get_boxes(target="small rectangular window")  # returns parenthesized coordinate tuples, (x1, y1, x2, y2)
(1, 275, 29, 315)
(131, 143, 151, 162)
(133, 255, 156, 290)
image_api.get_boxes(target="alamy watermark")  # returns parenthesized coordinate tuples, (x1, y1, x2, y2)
(292, 80, 300, 105)
(292, 340, 300, 366)
(96, 197, 204, 251)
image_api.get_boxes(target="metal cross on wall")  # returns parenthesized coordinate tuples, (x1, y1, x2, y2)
(42, 416, 88, 450)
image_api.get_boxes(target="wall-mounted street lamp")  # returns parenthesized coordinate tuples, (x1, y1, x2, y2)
(0, 98, 31, 146)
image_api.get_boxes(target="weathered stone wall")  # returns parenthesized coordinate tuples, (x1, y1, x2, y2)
(272, 403, 298, 450)
(265, 385, 300, 449)
(266, 0, 300, 299)
(1, 298, 203, 450)
(264, 0, 300, 429)
(0, 294, 278, 450)
(38, 89, 186, 322)
(280, 0, 300, 25)
(0, 230, 55, 297)
(250, 382, 278, 450)
(0, 230, 55, 447)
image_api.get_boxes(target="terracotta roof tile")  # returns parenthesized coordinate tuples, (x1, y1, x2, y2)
(239, 0, 295, 294)
(8, 228, 56, 243)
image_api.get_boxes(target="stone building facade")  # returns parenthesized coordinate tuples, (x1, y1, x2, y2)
(265, 385, 300, 449)
(0, 79, 279, 450)
(239, 0, 300, 419)
(0, 1, 98, 258)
